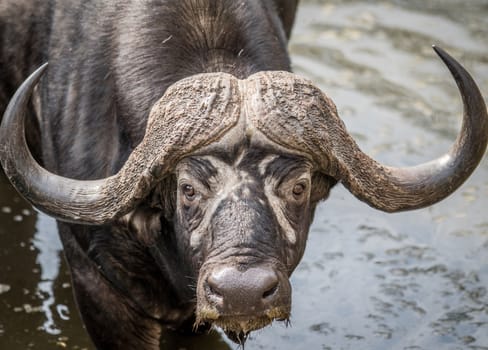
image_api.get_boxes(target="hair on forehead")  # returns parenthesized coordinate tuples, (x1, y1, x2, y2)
(264, 154, 311, 179)
(182, 157, 219, 183)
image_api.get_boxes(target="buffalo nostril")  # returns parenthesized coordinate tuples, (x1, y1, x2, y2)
(207, 282, 223, 297)
(206, 276, 224, 304)
(262, 281, 279, 299)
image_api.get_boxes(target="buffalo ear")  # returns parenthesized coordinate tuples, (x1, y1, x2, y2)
(149, 175, 177, 222)
(310, 173, 337, 204)
(121, 205, 162, 246)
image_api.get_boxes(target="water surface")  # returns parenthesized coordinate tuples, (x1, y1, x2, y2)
(1, 1, 487, 349)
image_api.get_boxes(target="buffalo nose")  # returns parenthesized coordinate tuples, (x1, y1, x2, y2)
(206, 266, 280, 314)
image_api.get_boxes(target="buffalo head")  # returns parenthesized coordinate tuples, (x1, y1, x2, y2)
(0, 47, 487, 342)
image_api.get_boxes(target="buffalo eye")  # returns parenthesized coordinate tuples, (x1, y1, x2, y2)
(292, 183, 306, 198)
(182, 184, 196, 201)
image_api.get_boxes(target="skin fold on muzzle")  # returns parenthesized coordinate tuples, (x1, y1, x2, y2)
(0, 46, 487, 341)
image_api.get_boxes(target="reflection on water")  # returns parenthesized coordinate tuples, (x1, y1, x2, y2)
(0, 172, 90, 349)
(0, 0, 487, 349)
(33, 214, 63, 336)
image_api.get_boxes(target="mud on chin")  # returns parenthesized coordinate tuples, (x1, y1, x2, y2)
(195, 307, 290, 344)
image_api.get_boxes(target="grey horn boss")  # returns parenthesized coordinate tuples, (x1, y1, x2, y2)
(0, 0, 487, 349)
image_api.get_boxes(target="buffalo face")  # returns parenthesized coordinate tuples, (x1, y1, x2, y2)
(173, 140, 333, 340)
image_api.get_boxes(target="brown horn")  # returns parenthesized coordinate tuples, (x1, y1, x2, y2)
(0, 66, 240, 224)
(247, 46, 487, 212)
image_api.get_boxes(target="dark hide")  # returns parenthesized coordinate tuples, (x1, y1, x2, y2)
(0, 0, 298, 348)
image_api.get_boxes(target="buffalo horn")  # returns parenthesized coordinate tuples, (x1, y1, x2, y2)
(248, 46, 487, 212)
(0, 67, 240, 224)
(333, 46, 488, 211)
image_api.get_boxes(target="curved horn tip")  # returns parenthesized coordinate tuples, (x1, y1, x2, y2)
(0, 62, 49, 131)
(431, 46, 465, 75)
(24, 62, 49, 85)
(432, 45, 452, 64)
(432, 44, 443, 55)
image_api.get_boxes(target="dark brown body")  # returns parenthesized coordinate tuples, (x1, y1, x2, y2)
(0, 1, 299, 348)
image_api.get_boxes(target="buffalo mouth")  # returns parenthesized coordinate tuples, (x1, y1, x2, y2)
(195, 307, 291, 345)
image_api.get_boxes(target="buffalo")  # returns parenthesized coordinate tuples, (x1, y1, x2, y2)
(0, 0, 487, 349)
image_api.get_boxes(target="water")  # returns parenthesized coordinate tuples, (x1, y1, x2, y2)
(1, 1, 487, 349)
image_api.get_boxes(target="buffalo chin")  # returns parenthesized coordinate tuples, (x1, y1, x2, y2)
(195, 307, 290, 344)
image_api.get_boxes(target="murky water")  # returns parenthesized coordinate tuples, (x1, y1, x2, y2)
(1, 1, 487, 349)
